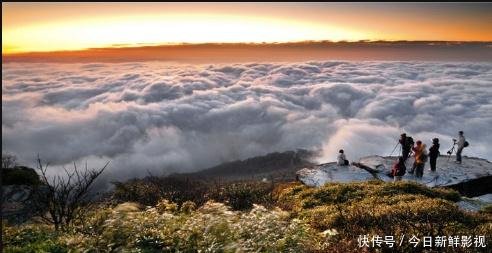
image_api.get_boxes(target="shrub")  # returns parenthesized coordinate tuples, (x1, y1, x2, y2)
(180, 201, 197, 214)
(2, 166, 40, 185)
(112, 180, 161, 206)
(2, 224, 68, 253)
(155, 199, 178, 214)
(210, 181, 275, 211)
(4, 201, 325, 252)
(111, 175, 281, 212)
(111, 175, 210, 206)
(276, 181, 489, 252)
(4, 180, 489, 253)
(32, 156, 109, 231)
(480, 204, 492, 214)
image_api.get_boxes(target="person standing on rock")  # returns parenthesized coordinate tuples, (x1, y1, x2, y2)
(337, 149, 349, 166)
(429, 138, 440, 172)
(416, 142, 428, 178)
(410, 140, 420, 173)
(455, 131, 467, 164)
(410, 140, 428, 178)
(399, 133, 413, 162)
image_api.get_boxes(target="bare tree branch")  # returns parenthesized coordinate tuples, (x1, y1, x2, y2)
(32, 155, 109, 231)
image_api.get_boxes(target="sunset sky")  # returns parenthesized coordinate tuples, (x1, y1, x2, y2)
(3, 2, 492, 54)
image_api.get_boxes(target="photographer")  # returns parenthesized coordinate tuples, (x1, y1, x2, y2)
(454, 131, 466, 164)
(399, 133, 414, 162)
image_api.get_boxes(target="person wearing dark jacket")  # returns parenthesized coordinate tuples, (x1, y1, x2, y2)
(399, 133, 412, 162)
(429, 138, 440, 172)
(392, 156, 406, 182)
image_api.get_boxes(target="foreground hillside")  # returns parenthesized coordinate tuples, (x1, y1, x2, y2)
(3, 180, 491, 252)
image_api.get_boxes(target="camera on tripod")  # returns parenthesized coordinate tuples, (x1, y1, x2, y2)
(447, 139, 457, 155)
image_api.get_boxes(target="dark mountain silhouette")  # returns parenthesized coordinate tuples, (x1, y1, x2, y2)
(172, 149, 318, 181)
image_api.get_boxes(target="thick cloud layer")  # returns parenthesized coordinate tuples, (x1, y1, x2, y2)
(2, 61, 492, 181)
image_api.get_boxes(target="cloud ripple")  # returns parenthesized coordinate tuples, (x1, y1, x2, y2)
(2, 61, 492, 181)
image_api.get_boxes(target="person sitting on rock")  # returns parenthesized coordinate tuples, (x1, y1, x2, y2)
(337, 149, 349, 166)
(391, 156, 406, 182)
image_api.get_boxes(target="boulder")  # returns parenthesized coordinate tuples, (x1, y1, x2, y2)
(357, 155, 492, 188)
(296, 162, 374, 187)
(457, 194, 492, 212)
(296, 155, 492, 193)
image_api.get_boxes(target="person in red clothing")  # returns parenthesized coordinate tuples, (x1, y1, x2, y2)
(392, 156, 406, 182)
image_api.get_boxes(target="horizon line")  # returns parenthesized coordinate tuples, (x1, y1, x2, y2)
(4, 39, 492, 56)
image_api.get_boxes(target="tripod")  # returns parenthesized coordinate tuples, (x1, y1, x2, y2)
(389, 141, 401, 157)
(446, 141, 457, 162)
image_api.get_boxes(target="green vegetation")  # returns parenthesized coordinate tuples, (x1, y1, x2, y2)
(111, 176, 211, 206)
(3, 225, 69, 253)
(275, 180, 491, 252)
(3, 201, 321, 252)
(3, 180, 491, 252)
(2, 166, 41, 185)
(2, 153, 40, 185)
(112, 177, 275, 211)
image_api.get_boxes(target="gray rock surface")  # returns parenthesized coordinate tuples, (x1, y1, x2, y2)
(457, 194, 492, 212)
(297, 155, 492, 188)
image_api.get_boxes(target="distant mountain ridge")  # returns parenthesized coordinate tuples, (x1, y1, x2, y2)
(174, 149, 318, 181)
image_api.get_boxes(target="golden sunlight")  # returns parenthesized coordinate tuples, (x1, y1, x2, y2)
(3, 3, 491, 54)
(3, 14, 369, 54)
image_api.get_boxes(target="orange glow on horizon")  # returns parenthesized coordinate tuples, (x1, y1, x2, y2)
(3, 3, 492, 54)
(3, 14, 371, 54)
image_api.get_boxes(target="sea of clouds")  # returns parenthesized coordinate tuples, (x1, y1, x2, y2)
(2, 61, 492, 182)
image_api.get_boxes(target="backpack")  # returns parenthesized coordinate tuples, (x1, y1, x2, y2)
(406, 136, 414, 148)
(464, 141, 469, 147)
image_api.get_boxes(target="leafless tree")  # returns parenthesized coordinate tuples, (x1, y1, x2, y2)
(2, 153, 17, 169)
(33, 155, 109, 231)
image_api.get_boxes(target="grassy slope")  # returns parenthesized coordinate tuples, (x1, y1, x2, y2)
(4, 180, 491, 252)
